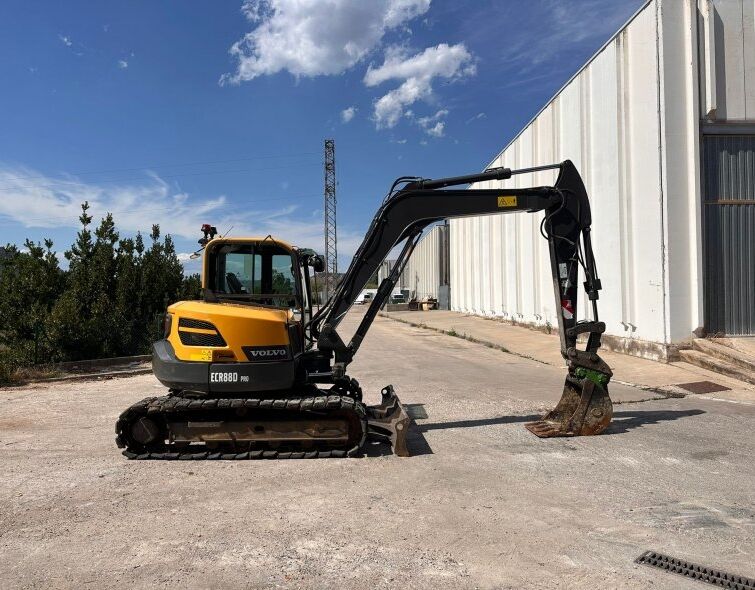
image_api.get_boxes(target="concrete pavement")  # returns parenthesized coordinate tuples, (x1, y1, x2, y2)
(1, 309, 753, 589)
(380, 309, 755, 404)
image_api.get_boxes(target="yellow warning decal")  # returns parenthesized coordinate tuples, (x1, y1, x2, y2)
(497, 196, 517, 208)
(190, 349, 214, 362)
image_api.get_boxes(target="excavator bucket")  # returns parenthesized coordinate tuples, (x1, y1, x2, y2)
(525, 374, 613, 437)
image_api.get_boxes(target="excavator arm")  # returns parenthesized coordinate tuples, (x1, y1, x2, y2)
(307, 160, 613, 439)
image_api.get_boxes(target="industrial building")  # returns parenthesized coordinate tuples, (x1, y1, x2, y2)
(378, 224, 451, 308)
(388, 0, 755, 360)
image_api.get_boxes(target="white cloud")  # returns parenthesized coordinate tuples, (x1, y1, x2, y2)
(0, 166, 223, 241)
(465, 112, 486, 124)
(364, 45, 473, 86)
(175, 252, 203, 273)
(221, 0, 431, 84)
(417, 108, 447, 137)
(417, 108, 447, 123)
(340, 106, 357, 123)
(365, 43, 475, 128)
(117, 59, 129, 69)
(424, 121, 444, 137)
(0, 164, 367, 263)
(59, 35, 72, 47)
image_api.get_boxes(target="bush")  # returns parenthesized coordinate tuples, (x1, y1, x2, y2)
(0, 202, 198, 371)
(0, 350, 19, 385)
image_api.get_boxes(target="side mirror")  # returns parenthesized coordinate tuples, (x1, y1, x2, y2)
(312, 255, 325, 273)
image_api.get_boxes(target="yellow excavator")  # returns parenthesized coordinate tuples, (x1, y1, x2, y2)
(116, 160, 613, 459)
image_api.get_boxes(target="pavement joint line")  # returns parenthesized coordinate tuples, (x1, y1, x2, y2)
(613, 395, 670, 405)
(611, 380, 687, 400)
(697, 394, 755, 406)
(379, 312, 554, 367)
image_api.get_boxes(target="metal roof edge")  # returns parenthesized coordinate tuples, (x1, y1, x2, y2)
(484, 0, 655, 170)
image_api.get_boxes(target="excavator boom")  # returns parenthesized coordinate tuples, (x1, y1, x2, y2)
(307, 159, 612, 438)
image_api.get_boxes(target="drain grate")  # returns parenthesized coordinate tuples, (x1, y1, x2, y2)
(636, 551, 755, 589)
(676, 381, 731, 394)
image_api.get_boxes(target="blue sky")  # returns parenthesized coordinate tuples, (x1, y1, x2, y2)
(0, 0, 644, 271)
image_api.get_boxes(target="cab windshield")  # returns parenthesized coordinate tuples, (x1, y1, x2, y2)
(207, 243, 298, 308)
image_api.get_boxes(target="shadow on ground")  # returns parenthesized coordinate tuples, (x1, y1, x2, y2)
(365, 405, 705, 456)
(606, 408, 705, 434)
(418, 414, 540, 432)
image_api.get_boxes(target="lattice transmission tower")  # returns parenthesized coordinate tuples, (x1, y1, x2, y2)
(323, 139, 337, 298)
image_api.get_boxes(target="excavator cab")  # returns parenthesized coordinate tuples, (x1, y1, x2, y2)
(117, 160, 613, 460)
(151, 237, 323, 396)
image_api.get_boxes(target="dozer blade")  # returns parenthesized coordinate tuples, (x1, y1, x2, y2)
(525, 375, 613, 438)
(366, 385, 412, 457)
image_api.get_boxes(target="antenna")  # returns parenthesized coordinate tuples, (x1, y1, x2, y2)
(323, 139, 337, 300)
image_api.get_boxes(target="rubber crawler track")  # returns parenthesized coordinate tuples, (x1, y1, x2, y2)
(115, 394, 367, 460)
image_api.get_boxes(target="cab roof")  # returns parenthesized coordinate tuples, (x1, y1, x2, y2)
(204, 236, 296, 250)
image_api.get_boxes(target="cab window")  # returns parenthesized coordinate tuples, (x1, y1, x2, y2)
(208, 243, 298, 308)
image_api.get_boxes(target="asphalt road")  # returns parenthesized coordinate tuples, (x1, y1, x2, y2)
(1, 310, 754, 589)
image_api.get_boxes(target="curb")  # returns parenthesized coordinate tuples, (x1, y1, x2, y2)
(34, 366, 153, 384)
(48, 354, 152, 372)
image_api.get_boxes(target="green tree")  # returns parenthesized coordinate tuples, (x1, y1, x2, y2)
(47, 204, 123, 359)
(137, 225, 184, 349)
(112, 235, 143, 355)
(1, 204, 199, 381)
(179, 273, 202, 300)
(0, 239, 64, 365)
(47, 202, 97, 359)
(90, 212, 120, 356)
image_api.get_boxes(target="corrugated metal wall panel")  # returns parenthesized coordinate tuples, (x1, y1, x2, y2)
(451, 1, 668, 343)
(398, 224, 448, 300)
(703, 135, 755, 335)
(445, 0, 751, 348)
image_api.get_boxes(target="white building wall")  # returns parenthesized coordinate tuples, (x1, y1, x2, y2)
(399, 224, 446, 300)
(450, 0, 753, 353)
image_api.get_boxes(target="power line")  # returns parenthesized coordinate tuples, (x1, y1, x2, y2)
(0, 151, 319, 183)
(0, 194, 321, 225)
(0, 162, 321, 193)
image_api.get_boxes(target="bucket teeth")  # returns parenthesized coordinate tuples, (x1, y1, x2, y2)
(525, 375, 613, 438)
(525, 420, 570, 438)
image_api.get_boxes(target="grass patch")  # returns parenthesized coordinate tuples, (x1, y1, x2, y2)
(13, 365, 63, 383)
(0, 362, 63, 386)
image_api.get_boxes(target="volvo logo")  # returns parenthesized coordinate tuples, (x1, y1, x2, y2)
(249, 349, 286, 358)
(243, 346, 290, 362)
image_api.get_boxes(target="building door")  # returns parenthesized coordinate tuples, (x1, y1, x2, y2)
(703, 135, 755, 336)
